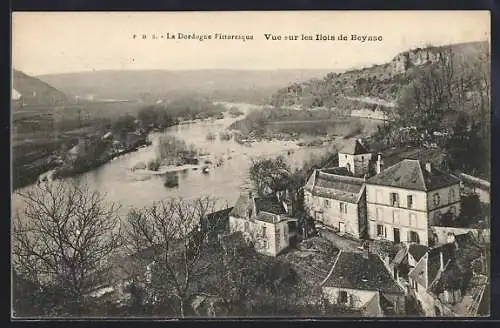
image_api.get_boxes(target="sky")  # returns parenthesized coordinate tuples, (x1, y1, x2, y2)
(12, 11, 490, 76)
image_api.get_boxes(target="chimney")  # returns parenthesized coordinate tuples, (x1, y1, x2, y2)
(425, 162, 432, 173)
(376, 153, 384, 174)
(439, 251, 444, 271)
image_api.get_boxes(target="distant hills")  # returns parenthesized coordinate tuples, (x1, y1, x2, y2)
(36, 69, 336, 101)
(12, 69, 69, 108)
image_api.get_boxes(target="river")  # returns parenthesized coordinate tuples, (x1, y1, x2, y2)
(11, 102, 334, 217)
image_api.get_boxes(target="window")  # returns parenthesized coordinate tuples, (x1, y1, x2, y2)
(375, 207, 383, 221)
(448, 188, 456, 203)
(377, 224, 384, 237)
(361, 156, 364, 162)
(339, 202, 347, 214)
(393, 210, 400, 225)
(376, 190, 383, 203)
(390, 192, 400, 207)
(339, 291, 348, 304)
(409, 213, 417, 227)
(433, 193, 441, 206)
(261, 239, 268, 249)
(244, 221, 249, 232)
(407, 195, 414, 209)
(345, 155, 348, 159)
(433, 211, 441, 225)
(408, 231, 420, 244)
(262, 226, 267, 237)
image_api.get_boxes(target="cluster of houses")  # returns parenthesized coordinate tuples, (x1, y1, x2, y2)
(227, 139, 490, 317)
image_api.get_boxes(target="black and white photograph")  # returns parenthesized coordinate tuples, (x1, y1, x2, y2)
(10, 11, 491, 319)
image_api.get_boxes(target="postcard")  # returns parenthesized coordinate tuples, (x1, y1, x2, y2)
(11, 11, 491, 319)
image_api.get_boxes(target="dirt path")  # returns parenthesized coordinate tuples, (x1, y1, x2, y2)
(317, 229, 361, 252)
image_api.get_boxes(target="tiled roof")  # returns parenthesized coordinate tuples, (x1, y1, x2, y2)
(409, 232, 484, 291)
(254, 197, 286, 215)
(230, 192, 287, 224)
(367, 159, 460, 191)
(202, 207, 233, 232)
(256, 211, 287, 224)
(408, 256, 427, 288)
(408, 244, 429, 262)
(322, 251, 404, 295)
(427, 243, 456, 286)
(305, 170, 365, 203)
(321, 167, 350, 176)
(391, 247, 408, 266)
(339, 139, 370, 155)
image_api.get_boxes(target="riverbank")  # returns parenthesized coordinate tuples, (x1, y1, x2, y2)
(53, 139, 152, 180)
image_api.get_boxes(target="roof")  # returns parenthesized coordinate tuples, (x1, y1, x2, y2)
(305, 170, 365, 203)
(427, 243, 456, 286)
(409, 232, 484, 290)
(230, 192, 288, 224)
(321, 167, 350, 176)
(322, 251, 404, 295)
(408, 255, 427, 288)
(204, 207, 233, 222)
(202, 207, 233, 232)
(254, 197, 286, 215)
(367, 159, 460, 191)
(339, 139, 370, 155)
(408, 244, 429, 262)
(391, 247, 408, 266)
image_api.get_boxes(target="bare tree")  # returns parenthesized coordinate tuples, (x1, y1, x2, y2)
(124, 196, 218, 318)
(249, 156, 291, 196)
(397, 47, 456, 132)
(12, 181, 123, 316)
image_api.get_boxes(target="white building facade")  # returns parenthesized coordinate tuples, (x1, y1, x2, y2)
(366, 159, 461, 246)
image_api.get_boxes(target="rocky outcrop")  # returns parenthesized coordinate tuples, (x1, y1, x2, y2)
(391, 47, 444, 73)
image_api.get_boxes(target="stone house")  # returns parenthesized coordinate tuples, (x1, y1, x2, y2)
(321, 249, 406, 316)
(304, 169, 367, 238)
(338, 139, 373, 177)
(407, 232, 489, 317)
(365, 158, 461, 246)
(229, 192, 292, 257)
(390, 243, 429, 292)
